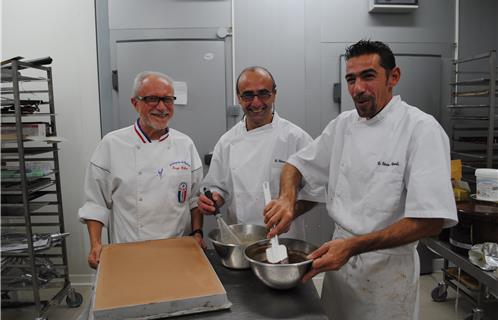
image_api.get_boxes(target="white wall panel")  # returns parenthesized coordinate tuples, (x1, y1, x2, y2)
(2, 0, 101, 282)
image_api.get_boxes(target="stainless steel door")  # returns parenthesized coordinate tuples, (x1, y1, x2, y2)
(115, 40, 228, 163)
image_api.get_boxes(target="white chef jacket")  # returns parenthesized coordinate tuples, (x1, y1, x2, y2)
(288, 96, 458, 320)
(78, 120, 203, 244)
(201, 112, 324, 239)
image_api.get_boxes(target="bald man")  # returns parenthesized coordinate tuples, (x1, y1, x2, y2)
(198, 66, 323, 239)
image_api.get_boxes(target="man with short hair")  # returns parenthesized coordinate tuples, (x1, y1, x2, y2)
(198, 66, 322, 239)
(79, 71, 204, 270)
(264, 40, 458, 319)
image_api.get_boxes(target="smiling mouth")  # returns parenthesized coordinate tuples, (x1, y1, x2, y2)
(151, 113, 169, 118)
(354, 96, 372, 106)
(247, 106, 268, 114)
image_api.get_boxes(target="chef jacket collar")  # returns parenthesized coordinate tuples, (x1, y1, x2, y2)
(358, 95, 400, 125)
(133, 119, 169, 144)
(241, 111, 280, 134)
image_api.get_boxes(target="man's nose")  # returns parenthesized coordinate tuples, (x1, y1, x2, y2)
(250, 95, 265, 106)
(156, 100, 169, 111)
(352, 79, 366, 96)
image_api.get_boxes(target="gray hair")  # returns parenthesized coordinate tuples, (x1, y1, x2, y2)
(132, 71, 174, 96)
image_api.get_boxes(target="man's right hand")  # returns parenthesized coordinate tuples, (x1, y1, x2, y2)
(88, 243, 102, 269)
(86, 219, 104, 269)
(264, 163, 301, 238)
(197, 192, 223, 215)
(263, 197, 295, 238)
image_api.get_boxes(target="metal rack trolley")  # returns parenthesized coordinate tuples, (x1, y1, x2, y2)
(448, 50, 497, 182)
(1, 58, 82, 319)
(422, 238, 498, 320)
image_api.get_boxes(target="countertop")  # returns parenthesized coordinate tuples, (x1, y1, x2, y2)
(175, 250, 328, 319)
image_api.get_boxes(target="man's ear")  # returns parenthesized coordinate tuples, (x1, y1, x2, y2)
(131, 97, 139, 111)
(388, 66, 401, 87)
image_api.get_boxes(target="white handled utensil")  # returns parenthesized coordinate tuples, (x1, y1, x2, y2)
(263, 181, 288, 264)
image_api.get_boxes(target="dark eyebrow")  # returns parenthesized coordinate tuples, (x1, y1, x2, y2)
(346, 68, 378, 80)
(359, 68, 377, 76)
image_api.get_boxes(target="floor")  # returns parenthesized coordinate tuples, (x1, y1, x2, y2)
(1, 272, 495, 320)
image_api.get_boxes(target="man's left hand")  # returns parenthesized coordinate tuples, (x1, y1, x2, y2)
(302, 238, 352, 282)
(193, 233, 207, 249)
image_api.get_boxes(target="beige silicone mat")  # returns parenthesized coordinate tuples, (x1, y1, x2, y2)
(93, 237, 230, 319)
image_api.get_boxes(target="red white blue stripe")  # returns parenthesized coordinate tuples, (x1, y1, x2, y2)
(134, 119, 169, 143)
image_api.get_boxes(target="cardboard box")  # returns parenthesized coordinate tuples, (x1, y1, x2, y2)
(1, 122, 48, 141)
(93, 237, 231, 319)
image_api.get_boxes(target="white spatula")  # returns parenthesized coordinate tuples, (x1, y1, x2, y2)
(263, 181, 288, 264)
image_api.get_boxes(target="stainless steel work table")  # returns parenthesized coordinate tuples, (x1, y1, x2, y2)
(175, 250, 328, 319)
(421, 238, 498, 320)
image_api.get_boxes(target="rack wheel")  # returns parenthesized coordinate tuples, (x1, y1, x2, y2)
(66, 291, 83, 308)
(464, 308, 484, 320)
(431, 282, 448, 302)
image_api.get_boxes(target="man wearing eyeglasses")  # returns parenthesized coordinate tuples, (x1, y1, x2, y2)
(79, 71, 204, 270)
(198, 66, 322, 239)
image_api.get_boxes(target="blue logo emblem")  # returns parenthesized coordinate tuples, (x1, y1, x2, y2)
(178, 182, 188, 203)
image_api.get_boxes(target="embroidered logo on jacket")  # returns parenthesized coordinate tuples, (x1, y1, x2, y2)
(178, 182, 188, 203)
(169, 161, 191, 171)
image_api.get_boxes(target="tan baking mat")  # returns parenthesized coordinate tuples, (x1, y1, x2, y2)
(93, 237, 230, 319)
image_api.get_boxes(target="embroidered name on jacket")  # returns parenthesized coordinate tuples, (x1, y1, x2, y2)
(377, 161, 400, 167)
(169, 161, 191, 171)
(178, 182, 188, 203)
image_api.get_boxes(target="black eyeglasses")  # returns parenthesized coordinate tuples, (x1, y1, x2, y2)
(239, 90, 273, 102)
(136, 95, 177, 106)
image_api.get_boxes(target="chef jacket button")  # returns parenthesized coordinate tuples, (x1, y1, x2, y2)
(136, 146, 141, 150)
(138, 171, 142, 175)
(139, 197, 143, 201)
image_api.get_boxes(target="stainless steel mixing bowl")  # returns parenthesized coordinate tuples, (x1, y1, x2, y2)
(208, 224, 267, 269)
(244, 238, 318, 290)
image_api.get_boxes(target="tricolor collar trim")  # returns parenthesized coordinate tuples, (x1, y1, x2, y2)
(134, 119, 169, 143)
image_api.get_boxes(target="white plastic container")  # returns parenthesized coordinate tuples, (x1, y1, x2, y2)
(475, 168, 498, 201)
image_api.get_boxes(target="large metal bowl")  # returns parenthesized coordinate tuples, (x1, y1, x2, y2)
(208, 224, 267, 269)
(244, 238, 318, 290)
